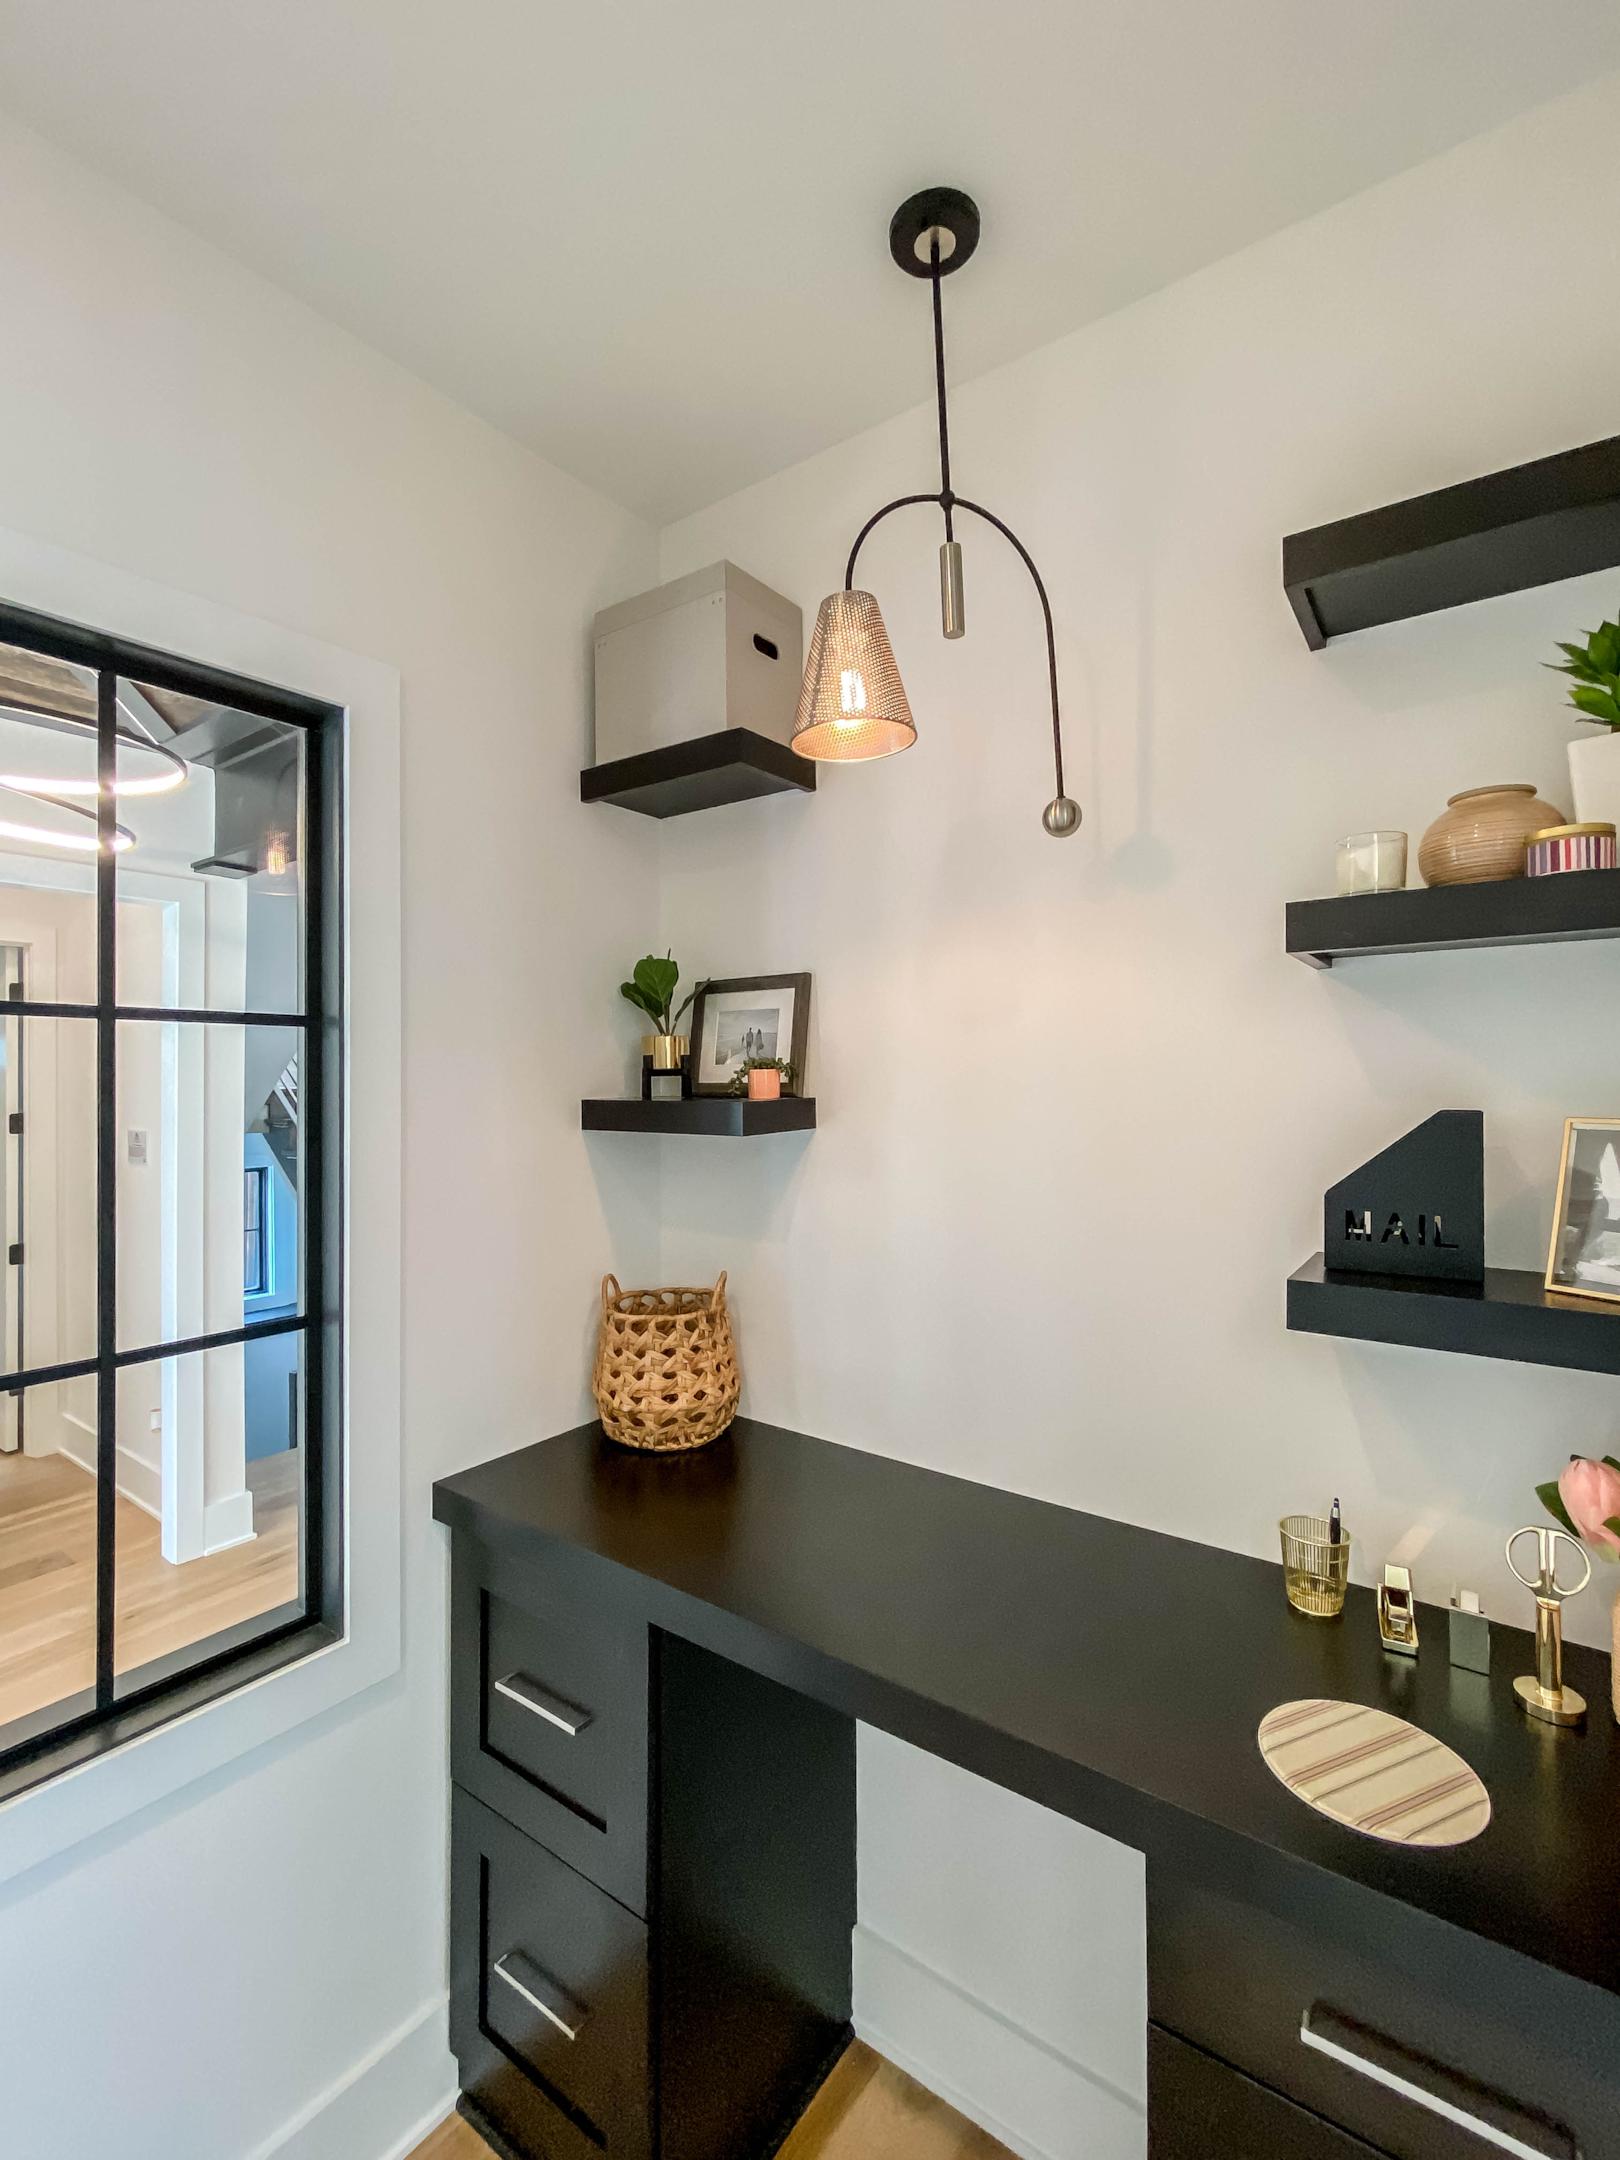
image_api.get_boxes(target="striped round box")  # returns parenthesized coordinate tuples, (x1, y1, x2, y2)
(1525, 821, 1617, 877)
(1258, 1698, 1490, 1847)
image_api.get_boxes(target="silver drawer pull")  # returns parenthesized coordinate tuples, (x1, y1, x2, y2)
(493, 1951, 590, 2042)
(1300, 2006, 1576, 2160)
(494, 1671, 594, 1737)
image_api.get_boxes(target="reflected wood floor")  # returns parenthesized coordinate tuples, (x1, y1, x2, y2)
(0, 1446, 299, 1729)
(412, 2044, 1017, 2160)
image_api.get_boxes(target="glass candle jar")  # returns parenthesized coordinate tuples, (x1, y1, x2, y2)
(1337, 830, 1407, 896)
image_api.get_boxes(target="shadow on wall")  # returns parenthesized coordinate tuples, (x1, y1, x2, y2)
(1330, 1338, 1620, 1645)
(1091, 568, 1174, 895)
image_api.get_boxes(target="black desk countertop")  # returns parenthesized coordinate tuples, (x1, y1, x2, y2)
(433, 1418, 1620, 2007)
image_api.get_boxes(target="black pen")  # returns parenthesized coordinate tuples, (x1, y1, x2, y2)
(1329, 1495, 1342, 1545)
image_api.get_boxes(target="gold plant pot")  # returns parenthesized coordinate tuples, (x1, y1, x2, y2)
(641, 1034, 689, 1071)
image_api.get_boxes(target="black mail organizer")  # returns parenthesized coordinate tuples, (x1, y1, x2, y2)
(434, 1419, 1620, 2160)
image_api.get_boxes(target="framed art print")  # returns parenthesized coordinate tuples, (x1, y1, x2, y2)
(690, 974, 810, 1096)
(1546, 1117, 1620, 1302)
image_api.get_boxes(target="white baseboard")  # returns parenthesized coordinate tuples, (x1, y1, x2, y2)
(853, 1925, 1146, 2160)
(242, 1992, 457, 2160)
(205, 1483, 257, 1551)
(115, 1443, 161, 1519)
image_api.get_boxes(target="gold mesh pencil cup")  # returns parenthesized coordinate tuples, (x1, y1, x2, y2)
(1280, 1516, 1351, 1618)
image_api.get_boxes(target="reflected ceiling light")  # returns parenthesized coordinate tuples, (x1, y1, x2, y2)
(793, 187, 1080, 838)
(0, 803, 134, 853)
(0, 717, 188, 801)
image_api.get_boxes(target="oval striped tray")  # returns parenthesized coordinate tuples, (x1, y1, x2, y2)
(1258, 1698, 1490, 1847)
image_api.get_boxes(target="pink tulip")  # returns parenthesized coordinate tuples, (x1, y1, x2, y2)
(1558, 1457, 1620, 1557)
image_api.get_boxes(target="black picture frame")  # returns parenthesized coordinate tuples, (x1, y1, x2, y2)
(689, 973, 811, 1097)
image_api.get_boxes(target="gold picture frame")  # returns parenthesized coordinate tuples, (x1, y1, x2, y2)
(1545, 1117, 1620, 1304)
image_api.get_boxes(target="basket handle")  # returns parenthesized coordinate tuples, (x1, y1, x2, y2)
(711, 1271, 727, 1314)
(601, 1274, 621, 1316)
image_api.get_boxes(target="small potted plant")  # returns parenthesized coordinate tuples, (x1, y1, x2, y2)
(619, 953, 703, 1101)
(1537, 1453, 1620, 1722)
(1548, 606, 1620, 827)
(726, 1056, 798, 1102)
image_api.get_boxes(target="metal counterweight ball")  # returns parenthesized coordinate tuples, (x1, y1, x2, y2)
(1042, 795, 1081, 838)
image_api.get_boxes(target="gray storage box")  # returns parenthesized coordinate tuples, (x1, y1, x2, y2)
(592, 562, 803, 764)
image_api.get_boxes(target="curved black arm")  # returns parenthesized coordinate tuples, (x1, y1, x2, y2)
(953, 497, 1064, 801)
(843, 494, 944, 592)
(844, 491, 1066, 803)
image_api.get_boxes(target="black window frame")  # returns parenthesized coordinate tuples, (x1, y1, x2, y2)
(244, 1164, 270, 1296)
(0, 596, 344, 1804)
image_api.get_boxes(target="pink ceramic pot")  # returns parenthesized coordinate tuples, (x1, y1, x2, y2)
(747, 1067, 781, 1101)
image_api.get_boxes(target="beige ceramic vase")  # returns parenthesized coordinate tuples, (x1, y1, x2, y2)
(1418, 783, 1568, 887)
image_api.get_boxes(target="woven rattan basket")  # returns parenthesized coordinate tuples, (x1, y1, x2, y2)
(592, 1272, 740, 1452)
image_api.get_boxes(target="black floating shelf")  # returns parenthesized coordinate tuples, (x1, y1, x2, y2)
(1283, 431, 1620, 648)
(581, 1096, 816, 1137)
(580, 729, 815, 820)
(1288, 1254, 1620, 1375)
(1286, 869, 1620, 967)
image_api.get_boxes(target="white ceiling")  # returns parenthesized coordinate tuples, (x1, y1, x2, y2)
(2, 1, 1617, 524)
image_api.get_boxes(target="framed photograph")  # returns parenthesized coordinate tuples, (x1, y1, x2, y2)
(690, 974, 811, 1096)
(1546, 1117, 1620, 1302)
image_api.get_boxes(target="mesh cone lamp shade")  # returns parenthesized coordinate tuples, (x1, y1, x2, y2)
(792, 591, 917, 761)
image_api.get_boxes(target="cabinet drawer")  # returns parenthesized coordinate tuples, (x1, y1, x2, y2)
(452, 1786, 649, 2160)
(1150, 2024, 1390, 2160)
(1149, 1871, 1607, 2160)
(452, 1534, 649, 1914)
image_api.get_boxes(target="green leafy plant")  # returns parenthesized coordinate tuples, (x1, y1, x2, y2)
(619, 952, 701, 1036)
(724, 1056, 798, 1097)
(617, 954, 699, 1036)
(1548, 607, 1620, 730)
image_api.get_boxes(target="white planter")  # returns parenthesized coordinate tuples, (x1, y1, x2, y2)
(1566, 730, 1620, 827)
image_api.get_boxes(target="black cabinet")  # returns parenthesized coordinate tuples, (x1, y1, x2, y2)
(452, 1535, 650, 1914)
(1149, 1871, 1606, 2160)
(1149, 2025, 1389, 2160)
(453, 1788, 650, 2160)
(447, 1530, 857, 2160)
(436, 1423, 1620, 2160)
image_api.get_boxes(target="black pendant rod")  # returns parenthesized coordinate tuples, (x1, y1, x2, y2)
(843, 491, 1066, 804)
(931, 239, 953, 538)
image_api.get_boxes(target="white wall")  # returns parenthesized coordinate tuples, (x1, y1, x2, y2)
(0, 112, 661, 2160)
(649, 72, 1620, 2160)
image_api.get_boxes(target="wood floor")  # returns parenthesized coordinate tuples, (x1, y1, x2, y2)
(0, 1445, 299, 1729)
(410, 2044, 1017, 2160)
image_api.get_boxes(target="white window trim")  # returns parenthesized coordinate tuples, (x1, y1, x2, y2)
(0, 518, 401, 1886)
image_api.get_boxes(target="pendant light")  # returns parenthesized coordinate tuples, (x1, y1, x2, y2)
(792, 187, 1081, 838)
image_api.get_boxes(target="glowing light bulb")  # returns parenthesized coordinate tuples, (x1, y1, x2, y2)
(839, 669, 868, 715)
(265, 836, 289, 878)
